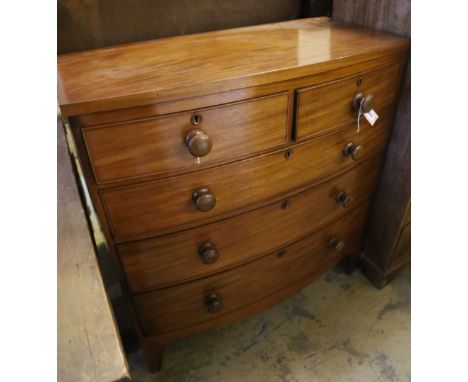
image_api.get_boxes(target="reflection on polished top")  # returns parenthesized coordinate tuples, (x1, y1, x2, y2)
(57, 17, 409, 116)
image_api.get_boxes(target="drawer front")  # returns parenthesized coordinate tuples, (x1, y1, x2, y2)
(133, 205, 369, 335)
(83, 93, 288, 183)
(103, 111, 392, 242)
(119, 160, 382, 292)
(295, 62, 401, 139)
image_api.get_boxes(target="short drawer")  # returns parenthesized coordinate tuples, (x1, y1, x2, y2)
(133, 205, 368, 335)
(83, 93, 289, 183)
(102, 110, 392, 241)
(118, 161, 382, 292)
(295, 62, 401, 139)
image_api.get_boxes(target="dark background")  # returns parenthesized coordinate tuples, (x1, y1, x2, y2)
(58, 0, 332, 54)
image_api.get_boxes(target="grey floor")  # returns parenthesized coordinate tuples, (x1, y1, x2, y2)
(128, 263, 410, 382)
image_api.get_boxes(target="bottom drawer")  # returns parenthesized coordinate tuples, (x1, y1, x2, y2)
(133, 204, 369, 336)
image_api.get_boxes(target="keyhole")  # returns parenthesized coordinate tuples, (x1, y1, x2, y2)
(277, 250, 286, 258)
(191, 114, 202, 125)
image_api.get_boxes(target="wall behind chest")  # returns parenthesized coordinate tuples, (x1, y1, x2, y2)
(58, 0, 332, 54)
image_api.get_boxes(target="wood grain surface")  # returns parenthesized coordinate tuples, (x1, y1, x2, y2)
(334, 0, 411, 287)
(102, 115, 392, 242)
(57, 17, 409, 115)
(133, 204, 369, 336)
(69, 51, 403, 131)
(118, 160, 383, 292)
(138, 250, 340, 371)
(83, 93, 288, 183)
(296, 62, 401, 139)
(58, 16, 410, 370)
(57, 118, 129, 382)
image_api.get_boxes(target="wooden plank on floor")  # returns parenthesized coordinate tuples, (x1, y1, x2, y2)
(57, 117, 130, 382)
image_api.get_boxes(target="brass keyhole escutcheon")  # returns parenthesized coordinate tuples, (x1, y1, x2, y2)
(277, 250, 286, 258)
(191, 113, 202, 125)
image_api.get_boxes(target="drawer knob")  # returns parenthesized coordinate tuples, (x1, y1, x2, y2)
(185, 129, 212, 157)
(343, 142, 363, 161)
(336, 191, 354, 208)
(199, 242, 219, 264)
(329, 238, 345, 253)
(353, 93, 374, 114)
(206, 293, 223, 313)
(192, 187, 216, 212)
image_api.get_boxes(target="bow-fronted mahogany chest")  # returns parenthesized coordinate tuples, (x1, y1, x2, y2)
(58, 17, 409, 371)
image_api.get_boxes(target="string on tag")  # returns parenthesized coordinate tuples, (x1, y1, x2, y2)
(356, 97, 364, 133)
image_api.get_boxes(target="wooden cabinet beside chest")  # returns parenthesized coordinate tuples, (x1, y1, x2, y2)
(58, 17, 409, 371)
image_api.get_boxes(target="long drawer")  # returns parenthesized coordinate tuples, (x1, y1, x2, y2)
(83, 93, 289, 183)
(295, 62, 401, 139)
(133, 205, 369, 336)
(102, 111, 392, 241)
(118, 160, 382, 292)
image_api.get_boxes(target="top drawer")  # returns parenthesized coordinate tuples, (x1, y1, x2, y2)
(83, 93, 289, 183)
(295, 62, 401, 139)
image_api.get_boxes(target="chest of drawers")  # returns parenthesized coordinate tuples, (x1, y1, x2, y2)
(58, 17, 409, 371)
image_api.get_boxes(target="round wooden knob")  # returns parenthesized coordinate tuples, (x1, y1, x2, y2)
(198, 242, 219, 264)
(192, 187, 216, 212)
(184, 129, 212, 157)
(206, 293, 223, 313)
(336, 191, 354, 208)
(353, 93, 375, 114)
(343, 142, 363, 161)
(329, 238, 345, 253)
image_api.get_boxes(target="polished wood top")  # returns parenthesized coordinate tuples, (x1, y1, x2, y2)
(58, 17, 408, 116)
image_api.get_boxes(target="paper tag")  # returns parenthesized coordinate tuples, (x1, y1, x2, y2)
(364, 109, 379, 126)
